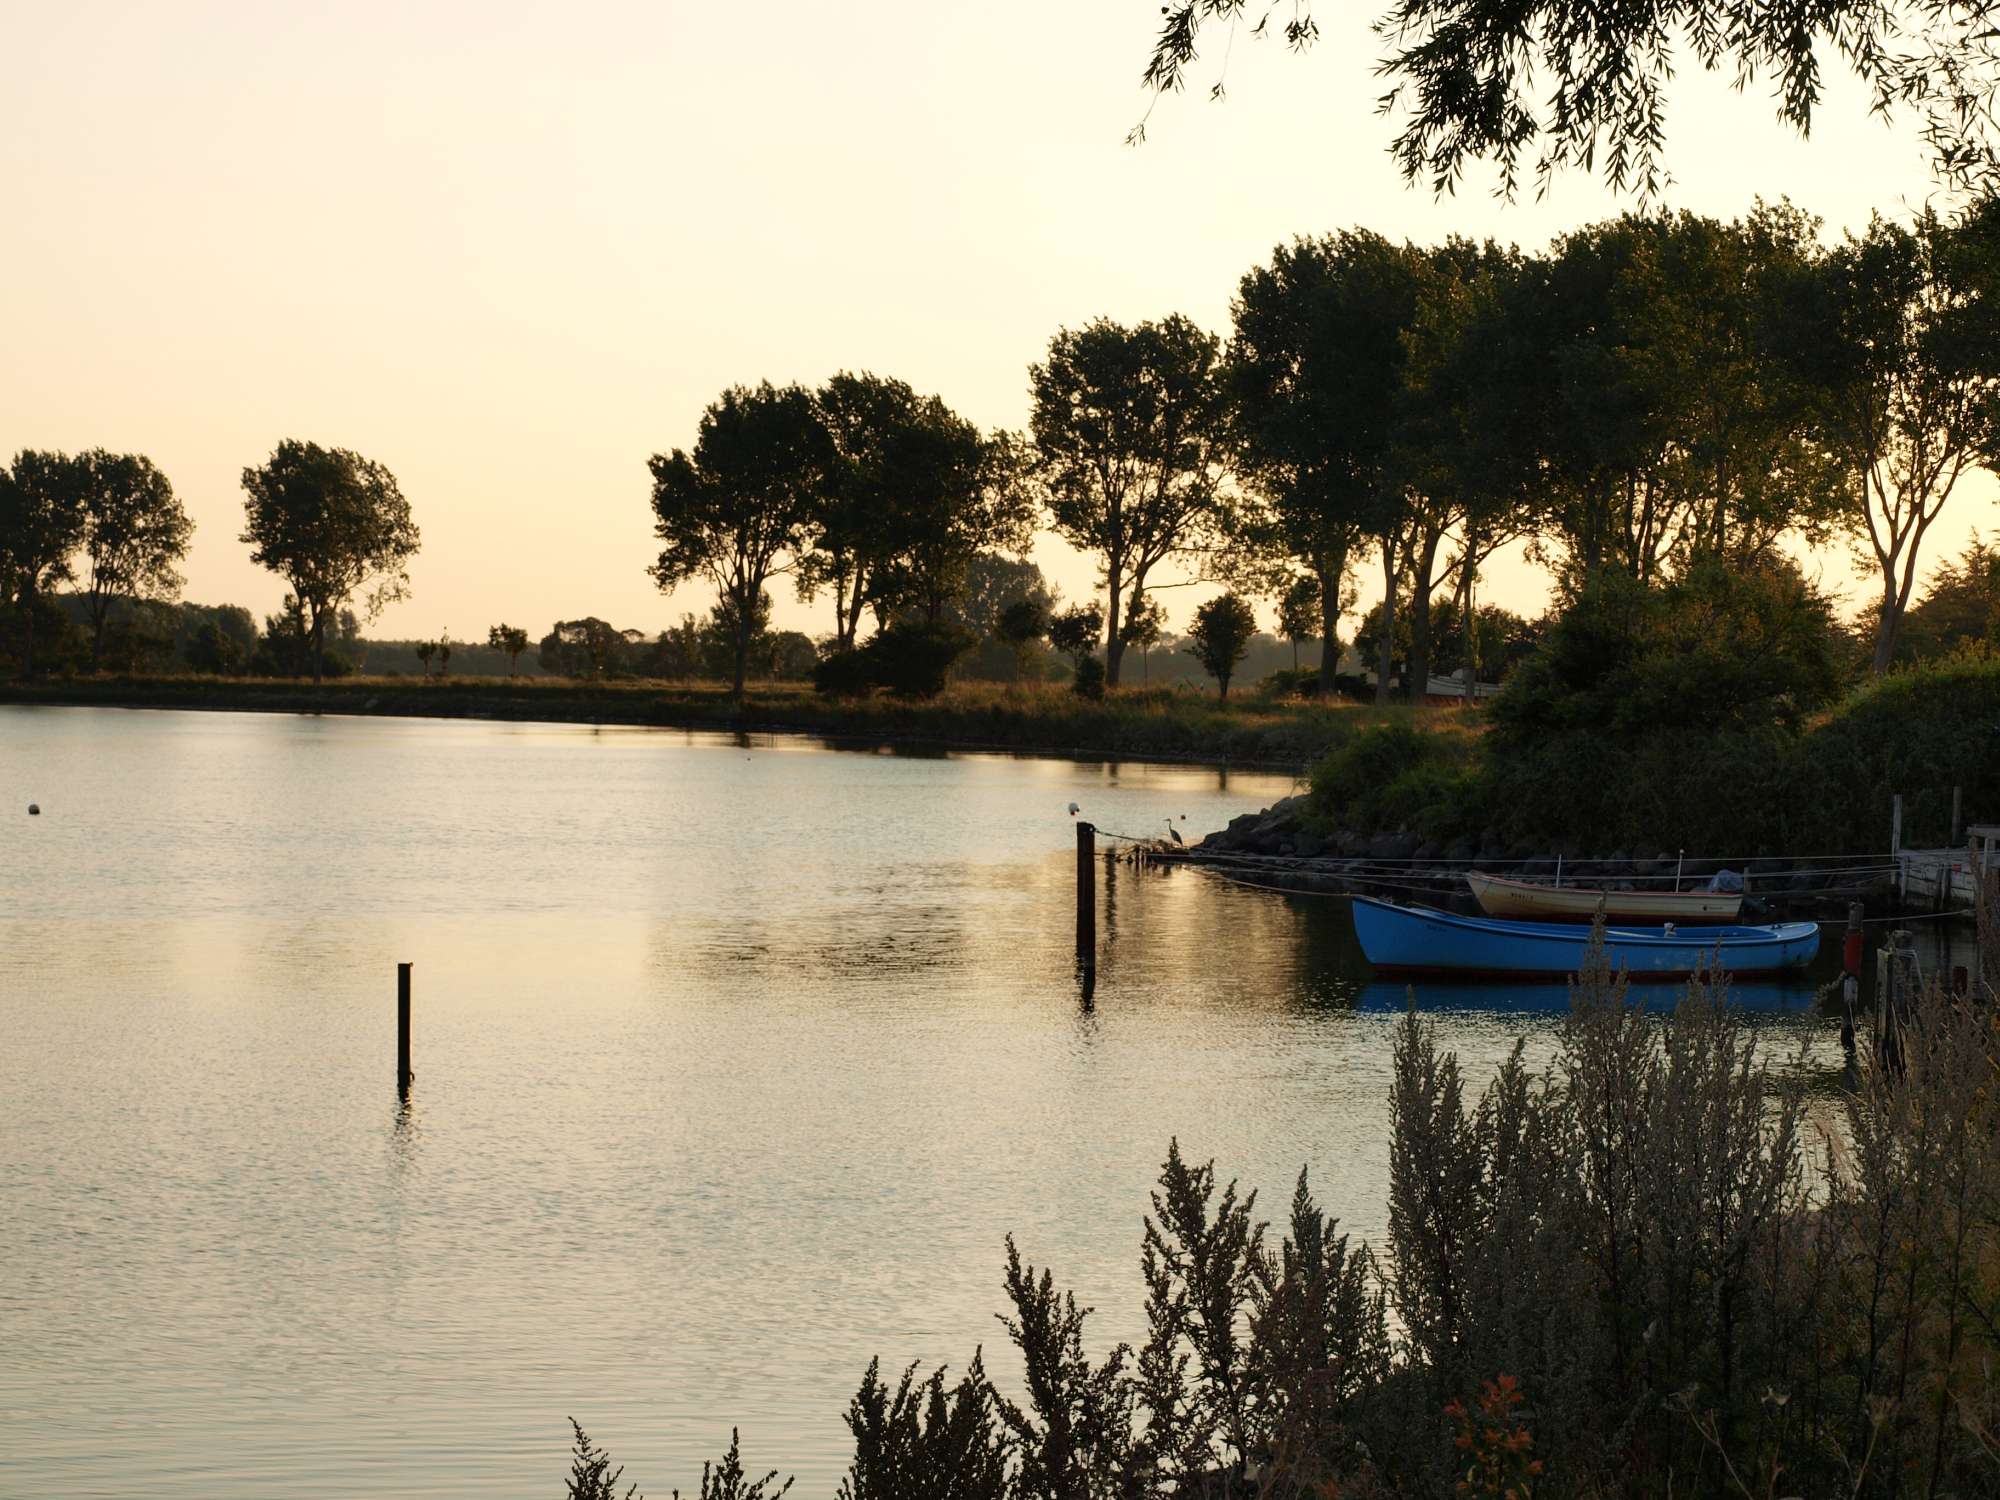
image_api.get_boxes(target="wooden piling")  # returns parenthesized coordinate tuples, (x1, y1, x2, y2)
(1076, 823, 1096, 973)
(1840, 901, 1862, 1054)
(397, 962, 413, 1096)
(1877, 929, 1914, 1075)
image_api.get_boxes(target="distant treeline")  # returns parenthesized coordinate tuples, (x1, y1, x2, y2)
(5, 200, 1998, 722)
(26, 562, 1357, 696)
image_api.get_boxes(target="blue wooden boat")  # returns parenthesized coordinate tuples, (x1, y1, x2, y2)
(1351, 896, 1820, 978)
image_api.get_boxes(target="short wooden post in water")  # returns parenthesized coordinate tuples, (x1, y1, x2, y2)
(1840, 901, 1863, 1054)
(1076, 822, 1096, 974)
(1877, 929, 1914, 1075)
(397, 962, 413, 1096)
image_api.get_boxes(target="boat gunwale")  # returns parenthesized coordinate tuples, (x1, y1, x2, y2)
(1367, 962, 1809, 981)
(1464, 870, 1743, 920)
(1352, 895, 1819, 949)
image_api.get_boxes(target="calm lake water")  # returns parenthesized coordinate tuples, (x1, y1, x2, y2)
(0, 706, 1880, 1496)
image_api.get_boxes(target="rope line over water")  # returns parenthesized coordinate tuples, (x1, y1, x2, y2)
(1182, 863, 1967, 920)
(1087, 826, 1903, 879)
(1103, 840, 1906, 865)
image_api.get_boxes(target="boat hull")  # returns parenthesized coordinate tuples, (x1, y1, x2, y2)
(1466, 871, 1741, 925)
(1352, 896, 1820, 979)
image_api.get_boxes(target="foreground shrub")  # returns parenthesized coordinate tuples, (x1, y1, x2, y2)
(572, 893, 2000, 1496)
(566, 1419, 792, 1500)
(839, 1355, 1009, 1500)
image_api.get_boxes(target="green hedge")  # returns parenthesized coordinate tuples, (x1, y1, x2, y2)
(1307, 653, 2000, 855)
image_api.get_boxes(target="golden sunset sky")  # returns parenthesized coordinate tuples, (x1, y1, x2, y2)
(5, 0, 1992, 643)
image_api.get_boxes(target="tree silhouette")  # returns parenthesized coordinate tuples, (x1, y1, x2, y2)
(76, 450, 192, 672)
(1228, 232, 1420, 703)
(1771, 201, 2000, 672)
(996, 596, 1052, 681)
(1047, 601, 1104, 674)
(240, 440, 418, 684)
(487, 623, 530, 675)
(1275, 576, 1318, 674)
(1120, 592, 1167, 683)
(1134, 0, 2000, 199)
(649, 382, 832, 696)
(0, 450, 89, 677)
(1030, 315, 1229, 688)
(1184, 592, 1258, 699)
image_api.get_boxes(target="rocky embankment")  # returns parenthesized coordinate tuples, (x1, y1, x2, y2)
(1161, 795, 1901, 915)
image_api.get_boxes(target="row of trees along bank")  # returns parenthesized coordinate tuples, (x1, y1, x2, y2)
(0, 440, 416, 685)
(650, 199, 2000, 704)
(5, 202, 1998, 703)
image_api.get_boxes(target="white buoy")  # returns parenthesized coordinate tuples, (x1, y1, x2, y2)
(27, 803, 40, 815)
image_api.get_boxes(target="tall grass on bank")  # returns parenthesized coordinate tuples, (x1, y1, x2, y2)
(572, 895, 2000, 1497)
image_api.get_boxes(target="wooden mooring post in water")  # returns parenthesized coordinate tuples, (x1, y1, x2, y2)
(1875, 929, 1916, 1075)
(1840, 901, 1862, 1055)
(1076, 822, 1096, 975)
(397, 962, 413, 1097)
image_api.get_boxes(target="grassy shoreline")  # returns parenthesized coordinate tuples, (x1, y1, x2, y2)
(0, 674, 1434, 771)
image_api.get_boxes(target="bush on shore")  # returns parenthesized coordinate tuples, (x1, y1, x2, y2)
(1308, 649, 2000, 855)
(571, 911, 2000, 1498)
(811, 624, 976, 700)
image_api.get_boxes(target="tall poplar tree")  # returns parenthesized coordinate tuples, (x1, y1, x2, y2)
(1030, 314, 1230, 687)
(1227, 232, 1420, 702)
(1775, 203, 2000, 672)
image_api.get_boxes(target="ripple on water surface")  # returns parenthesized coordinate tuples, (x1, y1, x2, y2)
(0, 706, 1866, 1496)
